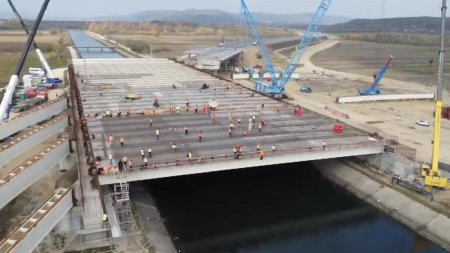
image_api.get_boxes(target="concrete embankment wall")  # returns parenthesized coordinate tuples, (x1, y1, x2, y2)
(314, 159, 450, 252)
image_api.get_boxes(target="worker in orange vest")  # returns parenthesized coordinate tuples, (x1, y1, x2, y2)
(120, 136, 125, 147)
(259, 151, 265, 160)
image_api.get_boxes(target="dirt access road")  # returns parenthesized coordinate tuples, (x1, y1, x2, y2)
(281, 38, 450, 164)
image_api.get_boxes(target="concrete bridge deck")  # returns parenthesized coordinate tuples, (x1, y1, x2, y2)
(72, 58, 382, 185)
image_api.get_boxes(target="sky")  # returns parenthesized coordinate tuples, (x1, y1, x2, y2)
(0, 0, 443, 20)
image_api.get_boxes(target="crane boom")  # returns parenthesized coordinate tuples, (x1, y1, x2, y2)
(7, 0, 54, 78)
(0, 0, 51, 121)
(240, 0, 277, 87)
(423, 0, 448, 191)
(359, 56, 393, 95)
(278, 0, 332, 93)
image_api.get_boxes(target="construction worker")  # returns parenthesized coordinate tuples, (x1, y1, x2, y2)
(212, 113, 216, 123)
(120, 136, 125, 147)
(198, 131, 203, 142)
(259, 150, 265, 160)
(102, 213, 109, 228)
(148, 148, 152, 158)
(156, 129, 160, 141)
(149, 118, 153, 128)
(123, 156, 128, 168)
(248, 119, 253, 131)
(128, 159, 133, 170)
(271, 144, 277, 151)
(108, 135, 114, 145)
(228, 128, 232, 138)
(188, 152, 193, 165)
(184, 126, 189, 135)
(323, 140, 327, 151)
(256, 143, 261, 151)
(172, 143, 177, 152)
(176, 105, 180, 114)
(144, 157, 148, 168)
(195, 105, 198, 114)
(108, 153, 113, 165)
(140, 148, 145, 159)
(258, 123, 262, 132)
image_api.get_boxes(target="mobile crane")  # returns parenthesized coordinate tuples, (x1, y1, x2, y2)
(240, 0, 332, 96)
(420, 0, 450, 195)
(7, 0, 62, 87)
(0, 0, 51, 121)
(359, 55, 393, 95)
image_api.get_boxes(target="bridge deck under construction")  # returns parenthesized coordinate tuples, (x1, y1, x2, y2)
(72, 58, 381, 183)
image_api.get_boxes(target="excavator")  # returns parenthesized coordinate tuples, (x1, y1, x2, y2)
(420, 0, 450, 195)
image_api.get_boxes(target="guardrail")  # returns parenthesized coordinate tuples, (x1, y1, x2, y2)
(0, 187, 73, 253)
(98, 140, 382, 177)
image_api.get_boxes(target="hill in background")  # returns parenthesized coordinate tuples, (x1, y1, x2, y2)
(323, 17, 449, 33)
(96, 9, 351, 26)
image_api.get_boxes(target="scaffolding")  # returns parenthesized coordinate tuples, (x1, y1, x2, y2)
(377, 136, 417, 175)
(110, 179, 137, 236)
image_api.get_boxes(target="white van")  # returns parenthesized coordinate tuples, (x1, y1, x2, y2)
(29, 68, 45, 77)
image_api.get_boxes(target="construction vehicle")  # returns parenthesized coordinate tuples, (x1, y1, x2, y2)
(359, 55, 393, 95)
(0, 0, 50, 121)
(241, 0, 332, 97)
(420, 0, 450, 194)
(300, 86, 312, 93)
(8, 0, 62, 87)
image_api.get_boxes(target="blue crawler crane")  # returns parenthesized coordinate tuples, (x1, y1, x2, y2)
(240, 0, 332, 97)
(359, 55, 393, 95)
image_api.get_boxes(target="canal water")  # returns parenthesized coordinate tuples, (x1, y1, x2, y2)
(69, 31, 448, 253)
(147, 163, 446, 253)
(68, 30, 122, 59)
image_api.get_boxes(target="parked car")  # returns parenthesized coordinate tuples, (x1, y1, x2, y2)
(300, 86, 312, 93)
(416, 120, 430, 127)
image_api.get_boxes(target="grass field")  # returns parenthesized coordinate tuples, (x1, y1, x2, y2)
(309, 40, 450, 89)
(0, 30, 71, 87)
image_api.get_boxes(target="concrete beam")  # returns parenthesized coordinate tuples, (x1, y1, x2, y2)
(337, 94, 435, 104)
(0, 98, 68, 140)
(0, 115, 68, 168)
(0, 138, 70, 209)
(0, 188, 73, 253)
(99, 144, 382, 185)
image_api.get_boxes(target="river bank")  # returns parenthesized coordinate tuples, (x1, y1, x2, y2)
(315, 158, 450, 252)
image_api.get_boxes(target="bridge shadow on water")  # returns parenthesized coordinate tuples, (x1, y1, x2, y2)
(141, 161, 447, 253)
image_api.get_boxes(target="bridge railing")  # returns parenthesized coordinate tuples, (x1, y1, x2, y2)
(97, 139, 382, 176)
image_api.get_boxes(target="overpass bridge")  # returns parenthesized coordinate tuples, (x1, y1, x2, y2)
(71, 58, 383, 186)
(73, 46, 119, 52)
